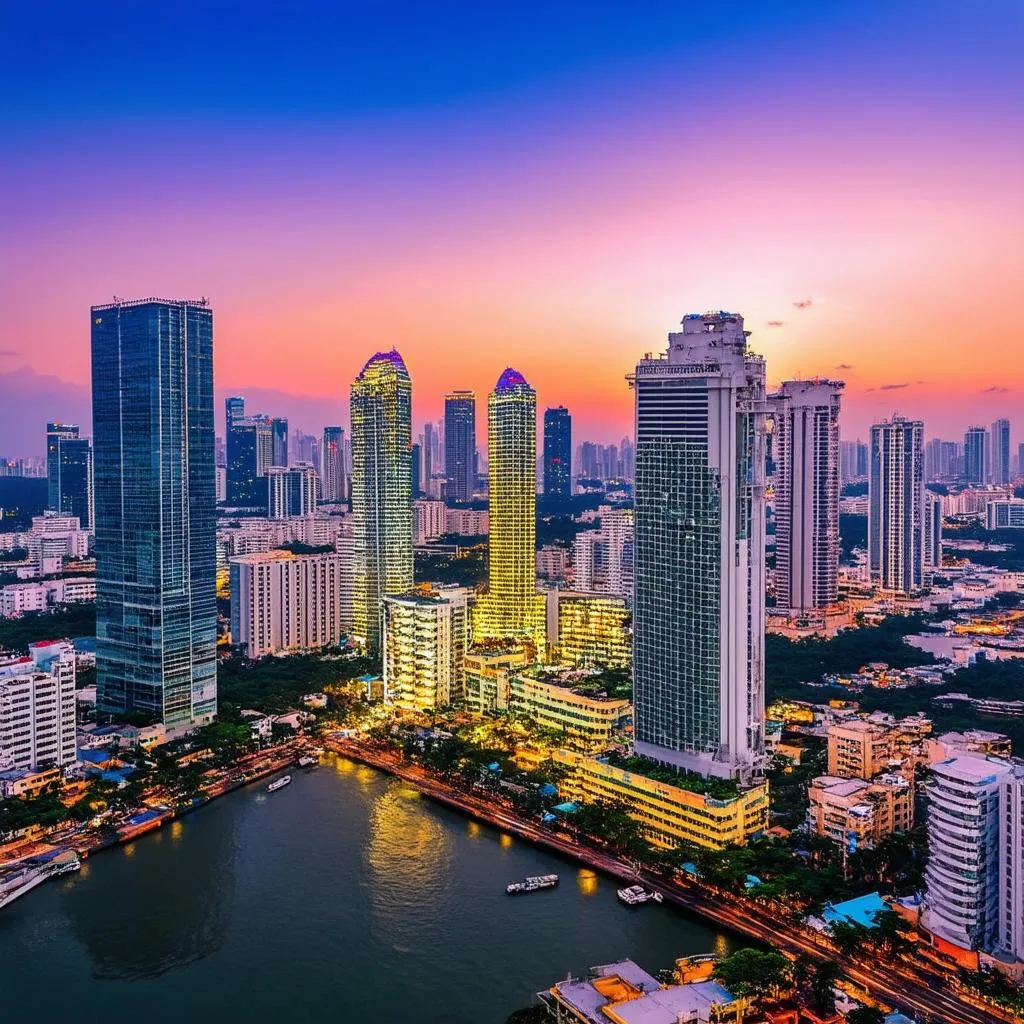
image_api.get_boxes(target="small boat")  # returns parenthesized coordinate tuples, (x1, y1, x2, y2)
(617, 884, 662, 905)
(297, 755, 318, 768)
(267, 775, 292, 793)
(506, 874, 559, 895)
(0, 851, 81, 911)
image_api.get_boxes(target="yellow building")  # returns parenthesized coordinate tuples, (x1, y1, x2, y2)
(463, 643, 533, 715)
(553, 750, 768, 850)
(508, 668, 631, 752)
(807, 773, 914, 855)
(472, 368, 546, 650)
(550, 591, 631, 669)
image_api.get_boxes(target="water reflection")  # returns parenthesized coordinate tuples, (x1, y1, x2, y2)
(65, 814, 234, 980)
(577, 869, 598, 897)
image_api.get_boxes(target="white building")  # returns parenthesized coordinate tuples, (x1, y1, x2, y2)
(921, 754, 1011, 955)
(630, 311, 768, 782)
(25, 511, 90, 576)
(571, 506, 634, 598)
(382, 590, 470, 711)
(770, 379, 843, 614)
(267, 463, 318, 519)
(924, 491, 943, 581)
(869, 417, 925, 594)
(1, 576, 96, 618)
(230, 550, 346, 657)
(988, 500, 1024, 529)
(444, 507, 488, 536)
(0, 640, 77, 771)
(998, 764, 1024, 963)
(413, 499, 447, 544)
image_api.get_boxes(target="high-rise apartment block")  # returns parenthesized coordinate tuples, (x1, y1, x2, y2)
(630, 311, 768, 782)
(383, 590, 470, 711)
(868, 417, 925, 594)
(413, 499, 447, 544)
(350, 350, 413, 650)
(998, 765, 1024, 964)
(924, 491, 943, 580)
(230, 550, 344, 658)
(444, 391, 476, 502)
(770, 379, 842, 615)
(321, 426, 347, 503)
(0, 641, 76, 771)
(267, 463, 318, 519)
(571, 506, 633, 597)
(472, 368, 546, 650)
(543, 406, 572, 499)
(92, 298, 217, 728)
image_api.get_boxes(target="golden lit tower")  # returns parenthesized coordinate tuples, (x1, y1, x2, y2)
(473, 368, 546, 649)
(350, 350, 413, 650)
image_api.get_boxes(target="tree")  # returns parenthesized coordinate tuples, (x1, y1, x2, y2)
(830, 919, 872, 956)
(806, 959, 841, 1015)
(870, 909, 914, 958)
(712, 948, 793, 1000)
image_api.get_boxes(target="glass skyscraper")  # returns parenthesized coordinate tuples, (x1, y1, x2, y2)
(321, 426, 347, 502)
(350, 350, 413, 650)
(444, 390, 476, 502)
(631, 312, 768, 783)
(543, 406, 572, 499)
(271, 417, 289, 468)
(46, 423, 93, 528)
(991, 417, 1011, 486)
(473, 368, 546, 650)
(964, 425, 986, 485)
(91, 298, 217, 728)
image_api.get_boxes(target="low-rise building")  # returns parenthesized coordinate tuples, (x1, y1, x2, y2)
(0, 765, 64, 799)
(552, 749, 768, 850)
(0, 641, 76, 771)
(413, 500, 447, 544)
(536, 544, 570, 582)
(508, 667, 630, 753)
(463, 644, 533, 715)
(445, 507, 488, 536)
(927, 729, 1012, 763)
(807, 773, 914, 856)
(240, 709, 273, 742)
(0, 576, 96, 618)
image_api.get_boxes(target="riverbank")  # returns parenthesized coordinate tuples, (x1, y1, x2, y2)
(325, 736, 1012, 1024)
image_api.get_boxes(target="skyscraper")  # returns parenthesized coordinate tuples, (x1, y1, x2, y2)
(271, 417, 289, 468)
(991, 418, 1011, 486)
(350, 350, 413, 650)
(473, 368, 546, 649)
(770, 379, 843, 615)
(869, 417, 925, 594)
(267, 463, 318, 518)
(321, 426, 347, 503)
(91, 298, 216, 728)
(226, 406, 273, 506)
(543, 406, 572, 499)
(630, 311, 768, 782)
(964, 425, 987, 485)
(924, 491, 943, 582)
(444, 390, 476, 502)
(422, 421, 435, 491)
(46, 423, 93, 529)
(411, 442, 422, 498)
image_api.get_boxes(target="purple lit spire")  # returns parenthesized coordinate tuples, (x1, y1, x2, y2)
(358, 349, 409, 379)
(495, 367, 529, 392)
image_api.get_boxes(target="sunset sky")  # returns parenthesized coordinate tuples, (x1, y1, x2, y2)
(1, 1, 1022, 453)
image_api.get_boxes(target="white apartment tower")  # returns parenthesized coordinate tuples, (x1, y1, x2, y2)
(230, 550, 343, 657)
(770, 379, 843, 615)
(630, 311, 768, 782)
(571, 506, 634, 598)
(998, 764, 1024, 963)
(869, 417, 925, 594)
(0, 641, 77, 771)
(922, 754, 1010, 955)
(923, 491, 943, 582)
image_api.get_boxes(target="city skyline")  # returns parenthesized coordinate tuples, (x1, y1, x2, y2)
(2, 5, 1022, 454)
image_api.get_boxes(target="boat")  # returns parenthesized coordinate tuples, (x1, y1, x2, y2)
(506, 874, 559, 895)
(617, 884, 662, 906)
(267, 775, 292, 793)
(0, 850, 81, 911)
(297, 755, 318, 768)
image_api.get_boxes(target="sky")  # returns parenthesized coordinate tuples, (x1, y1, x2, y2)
(1, 1, 1022, 455)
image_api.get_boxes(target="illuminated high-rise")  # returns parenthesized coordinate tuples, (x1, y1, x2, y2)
(543, 406, 572, 498)
(770, 379, 843, 615)
(444, 390, 476, 502)
(350, 350, 413, 650)
(321, 426, 347, 502)
(630, 311, 768, 782)
(473, 368, 546, 650)
(964, 426, 986, 485)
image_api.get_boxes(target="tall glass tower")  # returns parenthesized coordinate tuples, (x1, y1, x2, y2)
(991, 417, 1011, 486)
(321, 426, 347, 502)
(350, 350, 413, 650)
(444, 390, 476, 502)
(964, 426, 986, 485)
(631, 312, 768, 783)
(473, 368, 546, 650)
(46, 423, 93, 528)
(543, 406, 572, 499)
(91, 298, 217, 728)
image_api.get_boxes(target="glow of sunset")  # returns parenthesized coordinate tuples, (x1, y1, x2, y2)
(1, 2, 1021, 449)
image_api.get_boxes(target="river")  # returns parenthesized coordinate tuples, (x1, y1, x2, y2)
(0, 756, 735, 1023)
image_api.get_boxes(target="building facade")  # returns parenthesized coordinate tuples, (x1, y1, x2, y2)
(382, 590, 470, 711)
(267, 463, 318, 519)
(998, 765, 1024, 964)
(350, 350, 413, 650)
(770, 379, 842, 615)
(230, 550, 344, 657)
(472, 368, 546, 649)
(868, 417, 925, 594)
(543, 406, 572, 499)
(807, 773, 913, 856)
(987, 499, 1024, 529)
(571, 506, 633, 597)
(549, 591, 631, 669)
(321, 426, 347, 503)
(46, 424, 93, 530)
(991, 418, 1011, 486)
(964, 426, 987, 486)
(631, 311, 768, 782)
(444, 390, 476, 503)
(92, 298, 217, 728)
(924, 491, 943, 580)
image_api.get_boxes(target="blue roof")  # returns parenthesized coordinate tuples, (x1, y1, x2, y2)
(744, 874, 762, 889)
(538, 783, 558, 796)
(125, 809, 159, 826)
(495, 367, 529, 392)
(822, 891, 887, 929)
(78, 749, 112, 763)
(552, 801, 578, 813)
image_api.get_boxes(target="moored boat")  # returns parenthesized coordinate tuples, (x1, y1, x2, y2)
(506, 873, 559, 895)
(267, 775, 292, 793)
(0, 850, 81, 911)
(617, 884, 662, 905)
(297, 755, 318, 768)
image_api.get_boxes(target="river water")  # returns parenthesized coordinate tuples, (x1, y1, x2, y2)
(0, 756, 734, 1023)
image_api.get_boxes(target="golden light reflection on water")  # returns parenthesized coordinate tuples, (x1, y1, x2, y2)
(366, 785, 452, 885)
(123, 843, 135, 858)
(499, 833, 512, 850)
(714, 933, 729, 958)
(170, 821, 183, 842)
(576, 869, 598, 897)
(467, 821, 481, 839)
(78, 862, 90, 879)
(334, 755, 355, 774)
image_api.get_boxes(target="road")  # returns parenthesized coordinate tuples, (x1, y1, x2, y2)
(326, 737, 1013, 1024)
